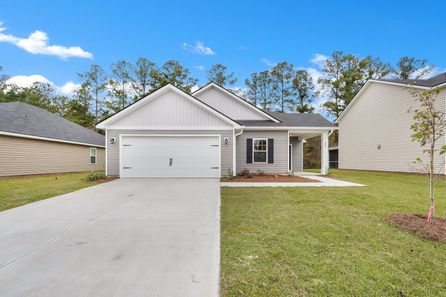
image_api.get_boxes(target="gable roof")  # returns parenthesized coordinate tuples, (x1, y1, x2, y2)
(0, 102, 105, 147)
(374, 72, 446, 88)
(238, 112, 335, 128)
(96, 83, 242, 129)
(192, 82, 281, 123)
(336, 73, 446, 123)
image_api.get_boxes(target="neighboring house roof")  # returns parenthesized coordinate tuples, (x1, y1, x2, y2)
(336, 72, 446, 123)
(375, 72, 446, 88)
(0, 102, 105, 147)
(96, 83, 242, 129)
(238, 112, 335, 128)
(192, 82, 281, 123)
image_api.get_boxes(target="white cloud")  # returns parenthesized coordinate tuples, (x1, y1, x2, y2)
(182, 41, 215, 56)
(194, 65, 205, 71)
(310, 53, 328, 68)
(190, 85, 200, 92)
(237, 45, 248, 50)
(261, 58, 276, 67)
(421, 66, 446, 79)
(58, 81, 81, 96)
(6, 74, 80, 96)
(0, 22, 93, 59)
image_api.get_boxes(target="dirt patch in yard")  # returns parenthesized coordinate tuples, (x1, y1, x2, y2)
(385, 213, 446, 243)
(221, 175, 318, 183)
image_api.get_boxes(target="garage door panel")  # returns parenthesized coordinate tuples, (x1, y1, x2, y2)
(121, 136, 220, 178)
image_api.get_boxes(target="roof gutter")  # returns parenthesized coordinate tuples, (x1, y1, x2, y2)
(235, 128, 244, 137)
(242, 126, 337, 131)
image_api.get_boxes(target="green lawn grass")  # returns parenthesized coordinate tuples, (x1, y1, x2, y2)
(0, 172, 106, 212)
(221, 170, 446, 297)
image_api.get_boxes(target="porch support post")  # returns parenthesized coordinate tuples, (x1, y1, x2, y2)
(321, 131, 329, 175)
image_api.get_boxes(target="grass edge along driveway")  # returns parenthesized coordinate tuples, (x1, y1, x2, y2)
(220, 169, 446, 297)
(0, 172, 107, 212)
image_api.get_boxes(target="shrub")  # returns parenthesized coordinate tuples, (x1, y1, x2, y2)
(86, 171, 106, 181)
(227, 168, 235, 179)
(239, 168, 250, 176)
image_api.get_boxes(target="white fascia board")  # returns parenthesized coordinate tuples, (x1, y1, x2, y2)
(101, 126, 234, 131)
(97, 84, 241, 129)
(193, 83, 281, 123)
(0, 131, 105, 148)
(243, 126, 336, 131)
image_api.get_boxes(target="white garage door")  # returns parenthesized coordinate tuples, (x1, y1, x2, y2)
(120, 135, 221, 178)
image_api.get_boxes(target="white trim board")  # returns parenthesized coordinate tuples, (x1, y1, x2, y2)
(0, 131, 105, 148)
(101, 126, 234, 131)
(245, 127, 336, 131)
(192, 82, 281, 123)
(97, 84, 241, 129)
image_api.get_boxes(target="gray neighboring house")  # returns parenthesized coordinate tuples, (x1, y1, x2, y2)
(0, 102, 105, 177)
(96, 82, 335, 178)
(336, 72, 446, 174)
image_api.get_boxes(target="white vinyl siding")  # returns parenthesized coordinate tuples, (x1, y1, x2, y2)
(107, 89, 232, 129)
(195, 86, 269, 120)
(338, 83, 446, 173)
(236, 131, 288, 174)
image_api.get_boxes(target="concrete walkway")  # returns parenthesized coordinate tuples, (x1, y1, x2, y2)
(221, 175, 364, 187)
(0, 178, 220, 297)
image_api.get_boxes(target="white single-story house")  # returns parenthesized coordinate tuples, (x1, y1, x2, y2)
(336, 72, 446, 174)
(96, 82, 335, 178)
(0, 102, 105, 176)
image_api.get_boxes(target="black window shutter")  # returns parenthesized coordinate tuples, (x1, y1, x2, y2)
(246, 138, 253, 164)
(268, 139, 274, 163)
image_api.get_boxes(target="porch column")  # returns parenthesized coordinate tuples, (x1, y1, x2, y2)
(295, 140, 304, 172)
(321, 131, 329, 175)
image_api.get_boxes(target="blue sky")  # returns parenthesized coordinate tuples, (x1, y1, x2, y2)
(1, 0, 445, 96)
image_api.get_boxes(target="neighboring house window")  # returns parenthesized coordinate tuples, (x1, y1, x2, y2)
(253, 138, 267, 163)
(90, 148, 97, 164)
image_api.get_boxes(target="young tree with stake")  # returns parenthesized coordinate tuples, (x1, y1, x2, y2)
(408, 87, 446, 223)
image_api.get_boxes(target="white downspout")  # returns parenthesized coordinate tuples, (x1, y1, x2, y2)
(233, 128, 244, 177)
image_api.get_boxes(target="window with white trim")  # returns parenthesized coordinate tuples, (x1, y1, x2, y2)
(90, 148, 97, 164)
(253, 139, 267, 163)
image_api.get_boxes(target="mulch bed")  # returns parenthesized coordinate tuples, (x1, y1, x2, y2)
(221, 175, 318, 183)
(385, 213, 446, 243)
(97, 177, 119, 183)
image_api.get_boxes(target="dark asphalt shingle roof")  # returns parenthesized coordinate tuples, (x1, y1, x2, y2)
(238, 112, 335, 127)
(0, 102, 105, 146)
(376, 72, 446, 87)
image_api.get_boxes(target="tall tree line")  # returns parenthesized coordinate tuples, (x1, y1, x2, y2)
(243, 54, 433, 117)
(0, 53, 435, 131)
(0, 59, 199, 129)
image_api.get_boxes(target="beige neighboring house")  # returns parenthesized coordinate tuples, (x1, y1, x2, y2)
(0, 102, 105, 177)
(336, 72, 446, 174)
(96, 82, 335, 178)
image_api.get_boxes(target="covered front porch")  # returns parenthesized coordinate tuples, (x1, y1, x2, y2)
(288, 128, 335, 175)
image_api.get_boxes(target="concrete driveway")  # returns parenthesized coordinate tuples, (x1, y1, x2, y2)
(0, 178, 220, 297)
